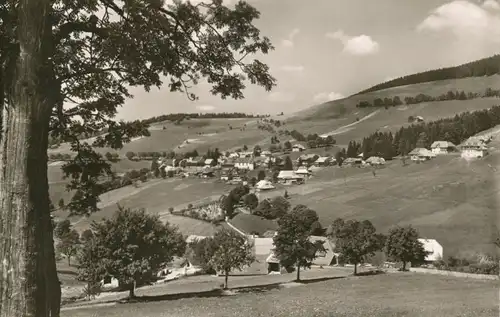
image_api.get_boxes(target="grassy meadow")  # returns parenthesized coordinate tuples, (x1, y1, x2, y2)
(61, 273, 498, 317)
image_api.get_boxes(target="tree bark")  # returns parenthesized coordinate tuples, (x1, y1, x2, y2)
(0, 0, 59, 316)
(402, 261, 406, 271)
(296, 262, 300, 281)
(224, 270, 229, 289)
(129, 284, 135, 299)
(354, 263, 357, 275)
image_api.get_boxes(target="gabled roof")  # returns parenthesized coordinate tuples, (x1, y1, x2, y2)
(277, 171, 303, 179)
(309, 236, 337, 266)
(235, 157, 254, 164)
(343, 157, 362, 163)
(430, 141, 456, 149)
(256, 180, 275, 190)
(204, 158, 214, 165)
(409, 148, 434, 157)
(295, 167, 311, 174)
(315, 156, 331, 163)
(292, 144, 306, 149)
(461, 138, 488, 149)
(365, 156, 386, 165)
(266, 252, 280, 264)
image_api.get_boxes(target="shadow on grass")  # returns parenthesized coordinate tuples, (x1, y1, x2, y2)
(119, 275, 347, 304)
(353, 270, 386, 277)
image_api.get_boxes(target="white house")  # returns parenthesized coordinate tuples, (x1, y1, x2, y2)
(313, 156, 333, 167)
(460, 138, 488, 159)
(234, 157, 255, 170)
(255, 180, 275, 191)
(430, 141, 456, 155)
(365, 156, 385, 166)
(295, 166, 312, 178)
(409, 148, 435, 161)
(100, 276, 120, 290)
(418, 238, 443, 262)
(292, 144, 306, 152)
(277, 171, 304, 184)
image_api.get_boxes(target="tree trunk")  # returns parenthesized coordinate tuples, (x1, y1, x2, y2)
(129, 283, 135, 299)
(224, 270, 229, 289)
(67, 254, 71, 267)
(354, 263, 357, 275)
(402, 261, 406, 271)
(296, 262, 300, 281)
(0, 0, 59, 316)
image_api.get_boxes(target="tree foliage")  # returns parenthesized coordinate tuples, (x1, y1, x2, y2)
(273, 206, 325, 281)
(54, 219, 72, 239)
(186, 237, 219, 275)
(283, 156, 293, 170)
(327, 218, 384, 275)
(56, 229, 81, 266)
(242, 193, 259, 210)
(81, 206, 186, 297)
(209, 229, 254, 289)
(384, 226, 428, 271)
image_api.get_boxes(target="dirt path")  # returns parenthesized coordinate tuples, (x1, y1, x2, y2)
(320, 110, 380, 137)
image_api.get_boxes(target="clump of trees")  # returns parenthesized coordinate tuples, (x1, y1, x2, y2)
(76, 207, 186, 298)
(344, 106, 500, 159)
(252, 196, 291, 219)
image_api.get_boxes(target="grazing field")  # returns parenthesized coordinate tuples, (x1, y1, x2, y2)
(48, 160, 152, 206)
(287, 153, 499, 257)
(61, 273, 498, 317)
(49, 118, 267, 156)
(61, 177, 235, 236)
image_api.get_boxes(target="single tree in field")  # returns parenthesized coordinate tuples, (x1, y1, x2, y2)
(80, 229, 94, 243)
(385, 226, 428, 271)
(0, 0, 275, 314)
(283, 156, 294, 170)
(186, 237, 219, 275)
(76, 237, 107, 300)
(209, 229, 255, 289)
(327, 218, 384, 275)
(257, 170, 266, 181)
(58, 198, 65, 210)
(269, 196, 291, 218)
(242, 193, 259, 210)
(56, 229, 81, 266)
(150, 159, 160, 178)
(273, 207, 325, 281)
(283, 141, 292, 151)
(84, 206, 186, 298)
(54, 219, 72, 239)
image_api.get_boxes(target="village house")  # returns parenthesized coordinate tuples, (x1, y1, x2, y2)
(228, 152, 240, 159)
(204, 158, 217, 167)
(239, 151, 254, 158)
(292, 144, 306, 152)
(408, 148, 435, 161)
(255, 180, 275, 191)
(343, 157, 363, 166)
(365, 156, 385, 166)
(186, 156, 205, 167)
(313, 156, 333, 167)
(235, 157, 255, 170)
(260, 150, 272, 157)
(295, 166, 312, 178)
(430, 141, 456, 155)
(277, 170, 304, 184)
(297, 154, 319, 166)
(460, 138, 488, 159)
(418, 238, 443, 263)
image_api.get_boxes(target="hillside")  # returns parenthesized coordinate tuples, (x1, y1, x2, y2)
(358, 54, 500, 94)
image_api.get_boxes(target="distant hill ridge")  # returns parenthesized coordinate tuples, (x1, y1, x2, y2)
(356, 54, 500, 95)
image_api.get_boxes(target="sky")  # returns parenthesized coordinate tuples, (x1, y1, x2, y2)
(117, 0, 500, 120)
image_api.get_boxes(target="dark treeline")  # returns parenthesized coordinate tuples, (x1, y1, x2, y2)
(356, 88, 500, 109)
(345, 106, 500, 159)
(357, 54, 500, 94)
(142, 112, 265, 125)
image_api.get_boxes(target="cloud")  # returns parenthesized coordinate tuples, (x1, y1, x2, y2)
(483, 0, 500, 10)
(268, 91, 295, 103)
(196, 104, 216, 111)
(313, 92, 345, 103)
(281, 28, 300, 47)
(417, 0, 500, 40)
(325, 30, 380, 56)
(280, 65, 305, 72)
